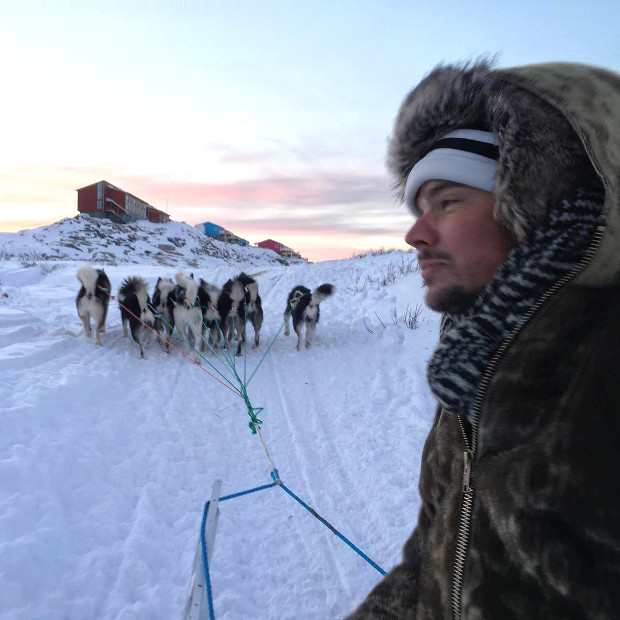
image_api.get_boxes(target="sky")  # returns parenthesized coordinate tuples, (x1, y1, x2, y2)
(1, 0, 619, 262)
(0, 228, 439, 618)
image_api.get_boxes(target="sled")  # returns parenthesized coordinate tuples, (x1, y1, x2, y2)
(184, 479, 221, 620)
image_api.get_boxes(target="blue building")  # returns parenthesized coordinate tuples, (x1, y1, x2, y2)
(194, 221, 248, 246)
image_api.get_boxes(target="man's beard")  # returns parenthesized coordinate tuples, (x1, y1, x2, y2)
(426, 284, 482, 314)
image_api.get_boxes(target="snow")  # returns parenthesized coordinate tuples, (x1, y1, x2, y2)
(0, 215, 302, 268)
(0, 220, 440, 619)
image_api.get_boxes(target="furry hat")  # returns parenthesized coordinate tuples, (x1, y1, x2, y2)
(387, 59, 594, 241)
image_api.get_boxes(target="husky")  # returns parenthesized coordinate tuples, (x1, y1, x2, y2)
(76, 265, 111, 346)
(197, 278, 221, 350)
(151, 277, 176, 351)
(118, 276, 155, 358)
(169, 272, 203, 360)
(217, 272, 262, 356)
(284, 284, 335, 351)
(283, 285, 310, 338)
(246, 283, 264, 349)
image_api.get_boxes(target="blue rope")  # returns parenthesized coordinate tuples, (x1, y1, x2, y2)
(199, 481, 277, 619)
(220, 482, 278, 502)
(245, 313, 288, 387)
(269, 469, 387, 576)
(198, 473, 385, 618)
(189, 300, 386, 615)
(200, 500, 216, 620)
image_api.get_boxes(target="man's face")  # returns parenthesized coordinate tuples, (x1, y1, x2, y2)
(405, 180, 516, 313)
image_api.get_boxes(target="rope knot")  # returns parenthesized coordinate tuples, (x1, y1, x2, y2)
(248, 406, 264, 434)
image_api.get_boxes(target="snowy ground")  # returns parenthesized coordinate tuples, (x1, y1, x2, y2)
(0, 251, 439, 619)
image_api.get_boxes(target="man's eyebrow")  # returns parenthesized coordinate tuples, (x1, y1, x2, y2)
(420, 181, 465, 201)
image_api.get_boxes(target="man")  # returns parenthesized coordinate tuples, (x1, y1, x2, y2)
(348, 61, 620, 618)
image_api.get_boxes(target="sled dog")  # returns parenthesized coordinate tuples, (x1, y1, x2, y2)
(152, 277, 176, 351)
(284, 284, 335, 351)
(118, 276, 155, 358)
(76, 265, 111, 346)
(197, 278, 221, 350)
(217, 272, 262, 356)
(169, 272, 203, 360)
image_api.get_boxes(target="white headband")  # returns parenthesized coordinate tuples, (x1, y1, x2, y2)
(404, 129, 499, 213)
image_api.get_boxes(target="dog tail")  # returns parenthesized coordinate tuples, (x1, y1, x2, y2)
(77, 265, 98, 295)
(133, 277, 153, 322)
(175, 272, 198, 305)
(228, 279, 246, 305)
(199, 279, 221, 304)
(119, 276, 149, 299)
(245, 281, 259, 304)
(237, 272, 255, 286)
(157, 277, 176, 298)
(132, 276, 150, 297)
(312, 283, 335, 305)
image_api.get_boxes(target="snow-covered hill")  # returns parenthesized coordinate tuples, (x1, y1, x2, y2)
(0, 224, 439, 620)
(0, 215, 302, 268)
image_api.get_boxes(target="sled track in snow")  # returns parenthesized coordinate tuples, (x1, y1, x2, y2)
(263, 347, 363, 598)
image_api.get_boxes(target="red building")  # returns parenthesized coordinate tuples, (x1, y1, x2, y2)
(257, 238, 301, 259)
(76, 180, 170, 224)
(257, 239, 284, 254)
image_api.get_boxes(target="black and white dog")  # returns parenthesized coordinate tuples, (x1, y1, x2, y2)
(166, 273, 221, 358)
(118, 276, 155, 358)
(217, 272, 263, 356)
(283, 285, 310, 337)
(284, 284, 335, 351)
(168, 272, 203, 360)
(198, 278, 221, 350)
(76, 265, 111, 346)
(151, 277, 176, 351)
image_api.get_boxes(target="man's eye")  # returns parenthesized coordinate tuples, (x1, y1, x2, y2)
(439, 199, 457, 209)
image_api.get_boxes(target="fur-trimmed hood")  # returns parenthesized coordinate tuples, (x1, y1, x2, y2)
(388, 61, 620, 273)
(347, 62, 620, 620)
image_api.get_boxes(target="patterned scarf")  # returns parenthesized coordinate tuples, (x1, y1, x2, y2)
(427, 183, 605, 422)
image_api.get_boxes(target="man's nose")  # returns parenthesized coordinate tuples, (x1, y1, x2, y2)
(405, 215, 437, 248)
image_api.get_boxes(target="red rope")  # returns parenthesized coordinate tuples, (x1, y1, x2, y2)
(106, 291, 241, 398)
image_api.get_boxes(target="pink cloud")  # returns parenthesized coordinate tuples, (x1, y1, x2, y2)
(0, 164, 411, 261)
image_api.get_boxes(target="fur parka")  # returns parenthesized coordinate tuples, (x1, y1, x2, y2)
(348, 61, 620, 619)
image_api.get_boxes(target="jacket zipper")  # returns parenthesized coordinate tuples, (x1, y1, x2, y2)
(449, 225, 605, 620)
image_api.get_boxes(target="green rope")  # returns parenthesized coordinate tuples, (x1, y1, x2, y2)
(246, 311, 289, 387)
(240, 385, 263, 433)
(156, 307, 241, 395)
(159, 296, 291, 435)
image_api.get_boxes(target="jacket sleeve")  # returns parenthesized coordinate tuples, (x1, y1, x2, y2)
(345, 512, 429, 619)
(345, 407, 444, 619)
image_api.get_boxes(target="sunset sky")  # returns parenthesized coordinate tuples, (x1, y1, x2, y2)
(1, 1, 618, 262)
